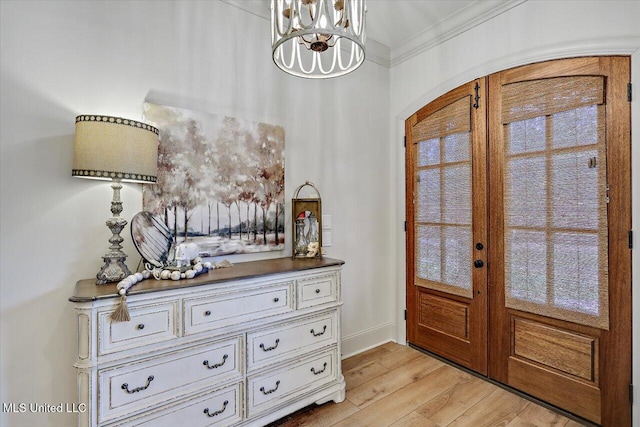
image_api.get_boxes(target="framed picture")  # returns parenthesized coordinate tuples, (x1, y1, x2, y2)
(142, 102, 285, 256)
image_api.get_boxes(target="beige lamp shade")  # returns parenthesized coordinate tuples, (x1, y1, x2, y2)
(72, 115, 159, 183)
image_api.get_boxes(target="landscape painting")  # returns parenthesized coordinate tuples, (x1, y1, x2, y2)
(142, 102, 285, 256)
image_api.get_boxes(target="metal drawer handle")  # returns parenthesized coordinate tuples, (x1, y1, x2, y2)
(259, 338, 280, 352)
(203, 354, 228, 370)
(137, 324, 145, 330)
(315, 288, 321, 294)
(310, 325, 327, 337)
(311, 362, 328, 375)
(203, 400, 228, 417)
(204, 310, 211, 316)
(260, 380, 280, 395)
(121, 375, 154, 394)
(273, 297, 279, 303)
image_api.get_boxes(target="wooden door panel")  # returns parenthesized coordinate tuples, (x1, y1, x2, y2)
(415, 289, 471, 366)
(487, 56, 631, 426)
(509, 358, 601, 423)
(512, 317, 597, 382)
(507, 312, 603, 424)
(419, 292, 469, 340)
(406, 79, 488, 376)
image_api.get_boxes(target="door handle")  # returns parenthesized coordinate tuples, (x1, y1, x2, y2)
(474, 260, 484, 268)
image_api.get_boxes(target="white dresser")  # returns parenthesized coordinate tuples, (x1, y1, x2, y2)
(69, 257, 345, 427)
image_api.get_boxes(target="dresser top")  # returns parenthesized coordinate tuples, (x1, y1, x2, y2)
(69, 257, 344, 302)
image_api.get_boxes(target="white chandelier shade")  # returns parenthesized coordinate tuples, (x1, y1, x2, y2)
(271, 0, 366, 79)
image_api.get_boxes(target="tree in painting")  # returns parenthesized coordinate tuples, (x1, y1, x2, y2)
(142, 103, 285, 256)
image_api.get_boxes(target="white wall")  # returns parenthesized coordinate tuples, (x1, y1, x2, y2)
(0, 1, 392, 426)
(389, 0, 640, 423)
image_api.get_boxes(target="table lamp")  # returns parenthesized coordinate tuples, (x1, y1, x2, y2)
(72, 115, 159, 284)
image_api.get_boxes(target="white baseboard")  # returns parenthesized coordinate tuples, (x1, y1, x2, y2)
(341, 322, 396, 359)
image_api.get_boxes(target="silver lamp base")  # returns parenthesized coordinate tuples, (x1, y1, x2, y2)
(96, 179, 132, 285)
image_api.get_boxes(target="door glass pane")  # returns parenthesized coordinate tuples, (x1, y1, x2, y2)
(505, 155, 547, 228)
(503, 91, 608, 329)
(506, 116, 546, 155)
(414, 131, 472, 298)
(552, 149, 599, 229)
(417, 138, 440, 167)
(416, 224, 441, 282)
(443, 164, 471, 224)
(505, 229, 547, 304)
(443, 226, 472, 289)
(553, 233, 600, 315)
(552, 105, 598, 149)
(443, 133, 470, 163)
(416, 169, 440, 222)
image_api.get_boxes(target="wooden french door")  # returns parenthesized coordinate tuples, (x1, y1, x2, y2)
(487, 57, 631, 426)
(406, 56, 631, 426)
(406, 79, 488, 374)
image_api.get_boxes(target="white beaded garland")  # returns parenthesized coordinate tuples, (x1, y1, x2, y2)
(170, 271, 181, 281)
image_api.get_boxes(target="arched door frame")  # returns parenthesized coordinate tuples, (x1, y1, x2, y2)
(393, 39, 640, 423)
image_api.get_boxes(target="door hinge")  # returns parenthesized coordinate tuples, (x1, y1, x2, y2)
(404, 135, 407, 147)
(404, 309, 407, 321)
(628, 83, 632, 102)
(629, 230, 634, 249)
(404, 221, 407, 232)
(630, 384, 634, 404)
(473, 81, 480, 109)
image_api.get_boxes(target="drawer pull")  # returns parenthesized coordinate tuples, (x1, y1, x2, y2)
(310, 325, 327, 337)
(273, 297, 280, 303)
(121, 375, 154, 394)
(311, 362, 328, 375)
(203, 400, 228, 417)
(259, 338, 280, 352)
(137, 324, 145, 330)
(204, 310, 211, 316)
(203, 354, 228, 370)
(315, 288, 321, 294)
(259, 380, 280, 395)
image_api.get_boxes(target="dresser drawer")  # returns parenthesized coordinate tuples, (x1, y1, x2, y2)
(247, 349, 337, 417)
(184, 283, 294, 335)
(117, 382, 243, 427)
(247, 312, 337, 370)
(98, 337, 241, 423)
(98, 300, 179, 355)
(297, 273, 337, 309)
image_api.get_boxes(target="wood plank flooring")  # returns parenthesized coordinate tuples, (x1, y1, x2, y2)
(268, 343, 587, 427)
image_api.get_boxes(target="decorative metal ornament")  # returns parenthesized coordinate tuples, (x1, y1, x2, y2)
(271, 0, 366, 79)
(292, 181, 322, 259)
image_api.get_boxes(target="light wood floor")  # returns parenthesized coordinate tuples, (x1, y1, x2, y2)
(268, 342, 587, 427)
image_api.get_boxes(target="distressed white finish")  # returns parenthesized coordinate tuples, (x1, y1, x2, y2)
(71, 262, 345, 426)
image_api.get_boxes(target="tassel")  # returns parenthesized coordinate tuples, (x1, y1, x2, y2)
(110, 293, 131, 322)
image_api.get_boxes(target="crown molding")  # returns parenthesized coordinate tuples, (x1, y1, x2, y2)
(220, 0, 269, 20)
(390, 0, 527, 68)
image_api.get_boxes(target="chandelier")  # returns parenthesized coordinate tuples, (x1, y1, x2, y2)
(271, 0, 366, 79)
